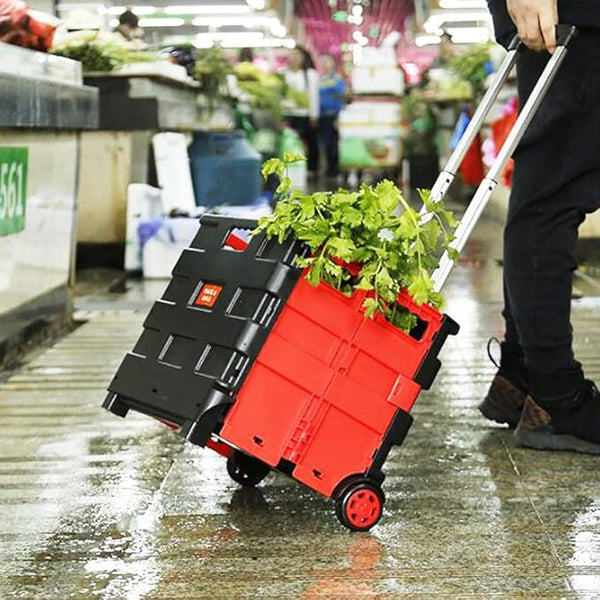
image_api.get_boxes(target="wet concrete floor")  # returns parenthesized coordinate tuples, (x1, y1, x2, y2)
(2, 217, 600, 599)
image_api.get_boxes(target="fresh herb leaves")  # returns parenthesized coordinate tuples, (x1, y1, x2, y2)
(255, 155, 457, 332)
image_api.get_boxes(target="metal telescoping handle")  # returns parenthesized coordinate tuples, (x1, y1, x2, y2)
(430, 25, 577, 293)
(424, 35, 521, 207)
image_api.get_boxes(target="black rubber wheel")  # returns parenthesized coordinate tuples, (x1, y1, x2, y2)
(335, 480, 385, 532)
(226, 449, 271, 487)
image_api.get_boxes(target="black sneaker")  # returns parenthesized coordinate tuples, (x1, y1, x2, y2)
(479, 374, 527, 428)
(478, 338, 528, 428)
(514, 380, 600, 454)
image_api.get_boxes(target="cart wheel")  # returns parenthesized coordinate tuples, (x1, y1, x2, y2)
(335, 481, 385, 532)
(226, 449, 270, 487)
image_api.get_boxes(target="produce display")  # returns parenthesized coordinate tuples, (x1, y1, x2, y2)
(401, 91, 438, 156)
(256, 154, 457, 332)
(234, 62, 284, 121)
(284, 86, 309, 110)
(450, 43, 494, 101)
(51, 31, 162, 72)
(194, 46, 233, 114)
(0, 0, 58, 51)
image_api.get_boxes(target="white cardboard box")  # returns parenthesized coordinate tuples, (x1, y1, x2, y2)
(352, 66, 404, 96)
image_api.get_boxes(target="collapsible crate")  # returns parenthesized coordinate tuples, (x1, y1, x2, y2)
(105, 26, 577, 530)
(104, 213, 458, 531)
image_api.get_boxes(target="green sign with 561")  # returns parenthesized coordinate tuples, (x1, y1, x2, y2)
(0, 147, 28, 237)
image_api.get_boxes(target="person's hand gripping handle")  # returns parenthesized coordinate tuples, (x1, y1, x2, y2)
(507, 0, 558, 53)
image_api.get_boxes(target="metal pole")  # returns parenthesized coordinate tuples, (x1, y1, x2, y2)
(425, 39, 520, 206)
(431, 43, 570, 292)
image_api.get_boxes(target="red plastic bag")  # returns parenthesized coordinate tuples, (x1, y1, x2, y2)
(452, 106, 485, 186)
(491, 98, 518, 187)
(0, 0, 58, 51)
(459, 134, 484, 186)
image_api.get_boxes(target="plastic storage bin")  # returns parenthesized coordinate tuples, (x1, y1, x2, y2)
(189, 131, 262, 207)
(104, 215, 458, 531)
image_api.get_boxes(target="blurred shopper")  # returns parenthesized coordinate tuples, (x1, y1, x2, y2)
(114, 9, 143, 42)
(238, 47, 254, 64)
(481, 0, 600, 453)
(432, 31, 455, 68)
(284, 46, 320, 176)
(318, 53, 346, 178)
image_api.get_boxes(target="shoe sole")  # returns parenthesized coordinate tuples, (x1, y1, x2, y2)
(514, 423, 600, 455)
(478, 395, 521, 429)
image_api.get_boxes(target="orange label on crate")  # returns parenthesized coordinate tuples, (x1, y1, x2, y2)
(195, 284, 223, 308)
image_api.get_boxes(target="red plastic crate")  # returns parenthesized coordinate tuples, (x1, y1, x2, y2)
(219, 275, 447, 498)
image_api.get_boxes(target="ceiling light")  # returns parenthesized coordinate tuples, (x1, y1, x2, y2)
(446, 26, 491, 43)
(352, 30, 363, 42)
(246, 0, 266, 9)
(270, 23, 287, 37)
(165, 4, 251, 14)
(138, 17, 185, 27)
(195, 31, 265, 42)
(439, 0, 487, 8)
(352, 5, 363, 16)
(190, 16, 273, 26)
(194, 38, 215, 48)
(221, 37, 292, 48)
(415, 34, 441, 47)
(425, 11, 491, 25)
(107, 6, 157, 16)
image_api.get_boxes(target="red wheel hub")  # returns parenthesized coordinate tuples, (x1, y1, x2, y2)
(345, 488, 381, 529)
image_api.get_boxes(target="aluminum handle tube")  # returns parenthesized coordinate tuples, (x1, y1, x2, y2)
(431, 43, 570, 292)
(423, 40, 519, 209)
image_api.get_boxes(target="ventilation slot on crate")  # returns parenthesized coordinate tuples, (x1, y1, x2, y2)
(162, 275, 191, 304)
(226, 287, 279, 326)
(195, 344, 249, 388)
(257, 237, 309, 265)
(222, 228, 251, 252)
(158, 334, 196, 370)
(409, 315, 429, 341)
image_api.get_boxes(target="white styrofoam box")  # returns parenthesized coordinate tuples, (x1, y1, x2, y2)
(142, 217, 200, 279)
(152, 132, 197, 214)
(351, 66, 405, 96)
(339, 101, 401, 127)
(359, 46, 397, 67)
(125, 184, 162, 271)
(339, 124, 402, 137)
(115, 61, 191, 83)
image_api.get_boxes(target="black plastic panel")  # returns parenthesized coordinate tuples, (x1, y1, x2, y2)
(104, 215, 304, 446)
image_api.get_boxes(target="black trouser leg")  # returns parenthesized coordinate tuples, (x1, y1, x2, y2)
(306, 123, 319, 173)
(288, 116, 319, 173)
(319, 115, 339, 176)
(501, 33, 600, 400)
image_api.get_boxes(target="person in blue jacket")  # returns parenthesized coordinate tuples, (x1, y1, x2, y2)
(318, 54, 346, 178)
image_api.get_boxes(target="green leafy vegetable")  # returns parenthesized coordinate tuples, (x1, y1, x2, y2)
(255, 155, 458, 332)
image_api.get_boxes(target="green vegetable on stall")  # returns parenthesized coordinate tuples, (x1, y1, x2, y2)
(238, 80, 284, 121)
(285, 87, 309, 109)
(51, 31, 163, 72)
(194, 46, 233, 115)
(255, 154, 458, 332)
(450, 44, 493, 101)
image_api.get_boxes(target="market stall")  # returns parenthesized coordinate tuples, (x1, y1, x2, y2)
(75, 63, 201, 268)
(0, 41, 98, 362)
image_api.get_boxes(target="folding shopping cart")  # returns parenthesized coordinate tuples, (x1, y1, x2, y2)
(103, 27, 576, 531)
